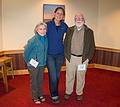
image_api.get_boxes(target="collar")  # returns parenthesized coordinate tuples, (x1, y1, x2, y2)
(74, 25, 85, 31)
(51, 20, 64, 27)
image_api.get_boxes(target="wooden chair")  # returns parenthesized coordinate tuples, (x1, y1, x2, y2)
(4, 56, 14, 79)
(0, 56, 14, 92)
(0, 62, 8, 92)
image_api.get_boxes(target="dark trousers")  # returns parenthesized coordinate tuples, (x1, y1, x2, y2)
(28, 66, 44, 100)
(47, 54, 64, 99)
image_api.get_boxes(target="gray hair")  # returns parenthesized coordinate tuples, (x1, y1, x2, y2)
(74, 12, 85, 23)
(34, 22, 47, 33)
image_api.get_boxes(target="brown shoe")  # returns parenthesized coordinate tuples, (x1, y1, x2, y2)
(64, 93, 71, 100)
(76, 95, 83, 101)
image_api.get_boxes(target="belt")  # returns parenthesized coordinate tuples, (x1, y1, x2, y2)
(71, 53, 82, 57)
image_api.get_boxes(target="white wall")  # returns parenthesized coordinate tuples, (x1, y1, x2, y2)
(2, 0, 120, 50)
(97, 0, 120, 49)
(2, 0, 98, 50)
(0, 0, 2, 50)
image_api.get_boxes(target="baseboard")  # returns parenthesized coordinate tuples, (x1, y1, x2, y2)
(93, 64, 120, 72)
(10, 64, 119, 75)
(8, 66, 66, 75)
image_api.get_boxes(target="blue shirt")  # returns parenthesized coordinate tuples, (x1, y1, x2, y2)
(47, 20, 68, 55)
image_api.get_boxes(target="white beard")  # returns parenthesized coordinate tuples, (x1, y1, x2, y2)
(75, 22, 84, 28)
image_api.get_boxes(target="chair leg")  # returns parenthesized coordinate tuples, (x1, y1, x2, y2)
(1, 66, 5, 84)
(2, 65, 8, 92)
(10, 61, 14, 79)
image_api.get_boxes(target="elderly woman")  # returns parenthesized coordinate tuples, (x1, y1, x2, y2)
(24, 22, 48, 104)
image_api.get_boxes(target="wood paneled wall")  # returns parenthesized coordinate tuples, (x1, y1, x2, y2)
(1, 47, 120, 70)
(92, 47, 120, 67)
(5, 53, 27, 70)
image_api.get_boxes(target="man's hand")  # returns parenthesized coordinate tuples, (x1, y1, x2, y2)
(83, 59, 89, 65)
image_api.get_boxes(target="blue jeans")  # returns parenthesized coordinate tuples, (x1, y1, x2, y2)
(47, 54, 64, 99)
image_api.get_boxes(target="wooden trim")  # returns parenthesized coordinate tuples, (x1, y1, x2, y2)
(2, 49, 24, 55)
(93, 64, 120, 72)
(8, 64, 120, 76)
(96, 46, 120, 53)
(0, 51, 4, 56)
(1, 46, 120, 55)
(88, 64, 95, 68)
(9, 66, 66, 75)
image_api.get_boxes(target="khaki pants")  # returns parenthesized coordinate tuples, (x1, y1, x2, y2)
(65, 55, 88, 95)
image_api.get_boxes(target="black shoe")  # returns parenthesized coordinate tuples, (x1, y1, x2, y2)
(76, 95, 83, 101)
(52, 98, 60, 104)
(64, 93, 71, 100)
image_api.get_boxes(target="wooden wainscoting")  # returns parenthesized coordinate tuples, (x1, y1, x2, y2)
(92, 47, 120, 67)
(1, 50, 27, 70)
(0, 46, 120, 75)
